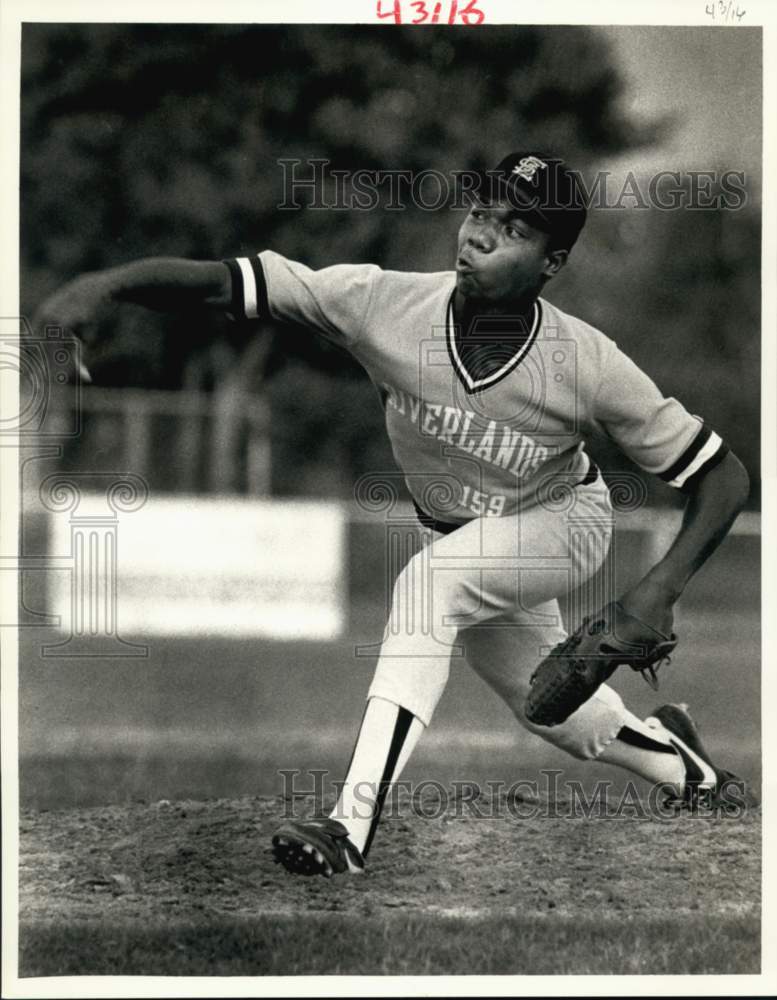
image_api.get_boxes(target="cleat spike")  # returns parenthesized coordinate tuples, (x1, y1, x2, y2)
(302, 843, 314, 854)
(314, 850, 324, 864)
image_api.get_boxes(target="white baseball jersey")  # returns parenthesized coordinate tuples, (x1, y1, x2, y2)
(224, 251, 729, 524)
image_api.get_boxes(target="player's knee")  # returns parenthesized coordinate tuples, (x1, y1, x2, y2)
(519, 715, 596, 760)
(515, 684, 626, 761)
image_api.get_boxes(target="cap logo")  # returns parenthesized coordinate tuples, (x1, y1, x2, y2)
(511, 156, 547, 183)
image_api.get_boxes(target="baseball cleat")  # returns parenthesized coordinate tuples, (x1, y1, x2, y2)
(271, 818, 365, 877)
(647, 703, 757, 811)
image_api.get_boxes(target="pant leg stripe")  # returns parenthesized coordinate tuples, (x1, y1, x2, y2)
(363, 706, 414, 857)
(617, 725, 678, 755)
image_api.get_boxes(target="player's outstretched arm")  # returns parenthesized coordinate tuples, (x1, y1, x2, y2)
(33, 258, 232, 341)
(618, 449, 750, 635)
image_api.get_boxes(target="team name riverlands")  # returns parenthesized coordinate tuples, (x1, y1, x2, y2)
(382, 383, 550, 478)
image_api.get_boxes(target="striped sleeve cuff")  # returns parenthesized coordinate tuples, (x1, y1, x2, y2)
(222, 255, 268, 321)
(658, 423, 729, 491)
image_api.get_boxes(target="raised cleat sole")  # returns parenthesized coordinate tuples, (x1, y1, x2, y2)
(272, 836, 330, 877)
(270, 818, 366, 878)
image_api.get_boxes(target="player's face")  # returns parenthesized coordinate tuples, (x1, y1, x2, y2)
(455, 199, 552, 304)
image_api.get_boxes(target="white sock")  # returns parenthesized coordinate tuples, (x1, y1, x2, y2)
(597, 709, 685, 793)
(330, 696, 425, 860)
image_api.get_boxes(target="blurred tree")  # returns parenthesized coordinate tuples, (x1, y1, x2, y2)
(550, 189, 760, 504)
(21, 24, 758, 499)
(21, 24, 660, 363)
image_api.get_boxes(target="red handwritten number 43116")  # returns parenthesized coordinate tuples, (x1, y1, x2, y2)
(376, 1, 485, 24)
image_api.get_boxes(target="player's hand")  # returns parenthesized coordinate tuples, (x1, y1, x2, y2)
(32, 272, 114, 381)
(617, 579, 676, 638)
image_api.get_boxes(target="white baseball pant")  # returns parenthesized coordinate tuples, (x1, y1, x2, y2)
(367, 477, 628, 759)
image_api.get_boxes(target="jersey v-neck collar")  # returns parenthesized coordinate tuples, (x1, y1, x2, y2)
(445, 290, 542, 393)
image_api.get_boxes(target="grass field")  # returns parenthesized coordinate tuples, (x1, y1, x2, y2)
(21, 914, 761, 976)
(19, 607, 761, 810)
(18, 791, 761, 976)
(15, 540, 762, 977)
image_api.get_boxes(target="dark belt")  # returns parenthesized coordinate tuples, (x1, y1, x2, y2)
(413, 458, 600, 535)
(412, 500, 464, 535)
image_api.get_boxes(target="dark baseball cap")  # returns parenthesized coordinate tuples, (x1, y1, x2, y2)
(462, 152, 588, 250)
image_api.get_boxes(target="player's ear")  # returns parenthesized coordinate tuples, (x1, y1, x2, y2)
(542, 247, 568, 280)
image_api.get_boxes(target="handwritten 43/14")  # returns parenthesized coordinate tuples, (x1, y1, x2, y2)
(376, 1, 486, 24)
(705, 1, 746, 21)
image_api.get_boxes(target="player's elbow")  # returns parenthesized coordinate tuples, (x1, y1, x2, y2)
(725, 450, 751, 510)
(695, 449, 750, 511)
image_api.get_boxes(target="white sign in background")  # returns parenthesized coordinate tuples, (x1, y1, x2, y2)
(48, 495, 346, 639)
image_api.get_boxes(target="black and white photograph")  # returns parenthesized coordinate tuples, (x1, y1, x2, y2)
(1, 0, 774, 993)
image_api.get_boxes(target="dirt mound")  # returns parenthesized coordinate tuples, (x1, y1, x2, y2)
(20, 790, 760, 925)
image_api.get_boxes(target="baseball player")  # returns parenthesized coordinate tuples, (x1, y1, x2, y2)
(36, 153, 752, 879)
